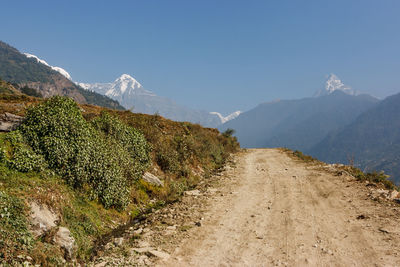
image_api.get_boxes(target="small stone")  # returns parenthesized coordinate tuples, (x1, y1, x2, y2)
(195, 221, 202, 227)
(133, 247, 154, 253)
(113, 237, 124, 246)
(184, 190, 201, 196)
(149, 250, 171, 260)
(138, 240, 150, 248)
(378, 228, 389, 234)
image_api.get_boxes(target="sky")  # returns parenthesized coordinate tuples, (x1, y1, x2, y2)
(1, 0, 400, 114)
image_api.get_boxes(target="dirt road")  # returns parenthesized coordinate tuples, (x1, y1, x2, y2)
(159, 149, 400, 267)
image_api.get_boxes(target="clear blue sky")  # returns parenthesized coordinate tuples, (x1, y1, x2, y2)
(1, 0, 400, 114)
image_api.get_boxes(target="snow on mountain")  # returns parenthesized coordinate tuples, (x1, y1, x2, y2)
(77, 74, 155, 99)
(24, 53, 72, 80)
(210, 111, 241, 124)
(314, 74, 357, 97)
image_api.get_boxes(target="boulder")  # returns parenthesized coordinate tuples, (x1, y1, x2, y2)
(29, 201, 59, 237)
(142, 172, 164, 187)
(0, 112, 24, 132)
(53, 227, 76, 260)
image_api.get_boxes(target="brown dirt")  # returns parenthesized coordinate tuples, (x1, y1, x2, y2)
(94, 148, 400, 266)
(160, 149, 400, 266)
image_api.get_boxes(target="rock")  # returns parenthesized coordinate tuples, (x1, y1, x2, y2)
(148, 250, 171, 260)
(142, 172, 164, 187)
(29, 201, 59, 237)
(53, 227, 76, 260)
(133, 227, 143, 235)
(207, 188, 218, 194)
(378, 227, 390, 234)
(0, 113, 24, 132)
(132, 247, 154, 253)
(184, 189, 201, 196)
(113, 237, 124, 246)
(388, 190, 399, 200)
(138, 240, 151, 248)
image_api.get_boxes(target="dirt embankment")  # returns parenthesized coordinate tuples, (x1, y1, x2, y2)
(95, 149, 400, 266)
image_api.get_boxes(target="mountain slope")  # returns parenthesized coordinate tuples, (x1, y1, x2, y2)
(220, 75, 378, 149)
(0, 41, 123, 110)
(308, 92, 400, 184)
(79, 74, 226, 127)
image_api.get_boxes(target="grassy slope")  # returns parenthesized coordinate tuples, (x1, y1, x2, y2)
(0, 95, 239, 265)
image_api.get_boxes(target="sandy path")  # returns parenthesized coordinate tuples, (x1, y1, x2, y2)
(160, 149, 400, 267)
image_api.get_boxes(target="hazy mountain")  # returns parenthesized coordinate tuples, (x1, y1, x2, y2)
(79, 74, 238, 127)
(220, 74, 379, 150)
(308, 92, 400, 184)
(0, 41, 123, 110)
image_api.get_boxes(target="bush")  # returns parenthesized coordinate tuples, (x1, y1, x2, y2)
(91, 111, 151, 182)
(3, 131, 47, 172)
(17, 96, 150, 209)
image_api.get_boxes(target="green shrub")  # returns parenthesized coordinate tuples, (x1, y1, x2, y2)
(17, 96, 149, 209)
(3, 131, 47, 172)
(91, 111, 151, 182)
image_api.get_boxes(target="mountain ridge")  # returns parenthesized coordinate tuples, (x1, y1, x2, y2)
(0, 41, 123, 110)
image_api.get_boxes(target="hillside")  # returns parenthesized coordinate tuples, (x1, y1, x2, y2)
(0, 41, 123, 110)
(309, 92, 400, 184)
(0, 95, 239, 265)
(220, 91, 378, 150)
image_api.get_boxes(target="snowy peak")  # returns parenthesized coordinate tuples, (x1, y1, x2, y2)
(325, 74, 352, 94)
(24, 53, 72, 80)
(79, 74, 155, 98)
(314, 74, 357, 97)
(106, 74, 154, 97)
(109, 74, 143, 95)
(210, 111, 242, 124)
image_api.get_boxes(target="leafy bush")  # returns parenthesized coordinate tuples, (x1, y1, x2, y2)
(91, 111, 151, 182)
(17, 96, 149, 209)
(3, 131, 47, 172)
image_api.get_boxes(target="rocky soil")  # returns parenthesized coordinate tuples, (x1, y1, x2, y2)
(92, 149, 400, 266)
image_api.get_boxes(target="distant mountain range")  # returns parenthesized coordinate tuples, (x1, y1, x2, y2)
(308, 92, 400, 184)
(220, 74, 379, 150)
(78, 74, 240, 127)
(220, 74, 400, 184)
(0, 41, 123, 110)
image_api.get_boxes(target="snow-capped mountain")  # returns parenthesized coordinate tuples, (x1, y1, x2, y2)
(210, 111, 241, 124)
(314, 74, 358, 97)
(77, 74, 155, 106)
(78, 74, 228, 127)
(24, 53, 72, 80)
(22, 52, 235, 127)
